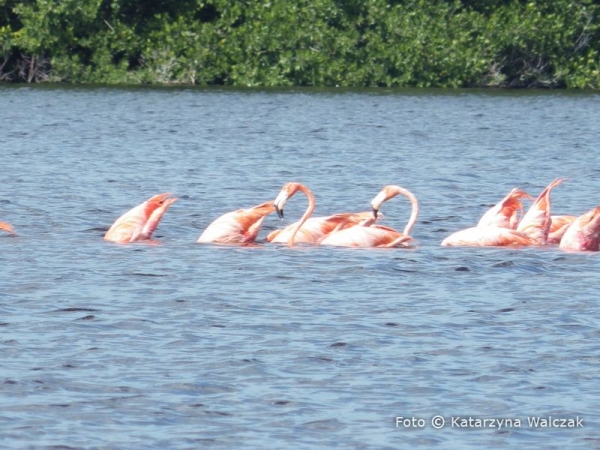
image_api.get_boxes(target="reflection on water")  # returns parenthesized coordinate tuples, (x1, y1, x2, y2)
(0, 86, 599, 449)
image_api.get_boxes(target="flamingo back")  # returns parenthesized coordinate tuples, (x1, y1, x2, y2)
(559, 207, 600, 251)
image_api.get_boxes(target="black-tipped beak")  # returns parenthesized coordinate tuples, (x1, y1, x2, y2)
(276, 206, 284, 219)
(372, 207, 379, 219)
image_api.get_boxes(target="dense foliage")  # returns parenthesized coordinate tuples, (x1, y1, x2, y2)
(1, 0, 599, 87)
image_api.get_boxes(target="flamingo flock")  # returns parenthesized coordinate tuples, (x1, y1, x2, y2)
(1, 180, 599, 251)
(441, 178, 600, 251)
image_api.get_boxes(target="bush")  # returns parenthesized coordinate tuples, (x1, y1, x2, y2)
(0, 0, 598, 88)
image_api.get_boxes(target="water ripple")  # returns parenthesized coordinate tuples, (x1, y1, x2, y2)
(0, 86, 599, 449)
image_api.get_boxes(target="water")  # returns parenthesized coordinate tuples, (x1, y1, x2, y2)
(1, 85, 599, 449)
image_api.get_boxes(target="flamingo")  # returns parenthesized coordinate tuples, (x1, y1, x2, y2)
(319, 185, 419, 248)
(441, 179, 562, 247)
(0, 221, 15, 235)
(441, 187, 533, 246)
(104, 193, 177, 243)
(267, 182, 373, 246)
(559, 206, 600, 251)
(476, 188, 531, 229)
(440, 226, 534, 247)
(441, 187, 532, 246)
(515, 178, 563, 245)
(197, 201, 276, 245)
(548, 215, 577, 244)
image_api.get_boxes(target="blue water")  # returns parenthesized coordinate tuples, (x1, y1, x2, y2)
(1, 86, 599, 449)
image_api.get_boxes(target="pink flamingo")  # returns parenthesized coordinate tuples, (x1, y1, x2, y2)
(440, 226, 534, 247)
(442, 187, 533, 246)
(515, 178, 563, 245)
(197, 201, 276, 245)
(319, 185, 419, 248)
(442, 179, 563, 247)
(0, 221, 15, 235)
(104, 193, 177, 243)
(477, 188, 531, 229)
(559, 206, 600, 251)
(267, 182, 373, 246)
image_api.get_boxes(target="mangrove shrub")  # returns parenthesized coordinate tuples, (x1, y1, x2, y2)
(0, 0, 598, 87)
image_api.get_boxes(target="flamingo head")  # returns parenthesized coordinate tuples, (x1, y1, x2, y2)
(274, 182, 303, 219)
(144, 193, 177, 217)
(371, 186, 397, 218)
(274, 190, 288, 219)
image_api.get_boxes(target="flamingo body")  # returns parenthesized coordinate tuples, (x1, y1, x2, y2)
(197, 201, 275, 245)
(269, 182, 368, 246)
(442, 179, 562, 247)
(104, 193, 177, 243)
(320, 224, 412, 248)
(267, 212, 374, 244)
(441, 226, 534, 247)
(320, 185, 419, 248)
(559, 207, 600, 251)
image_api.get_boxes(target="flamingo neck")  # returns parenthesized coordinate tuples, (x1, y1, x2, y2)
(360, 216, 377, 227)
(287, 184, 315, 247)
(388, 186, 419, 236)
(402, 190, 419, 236)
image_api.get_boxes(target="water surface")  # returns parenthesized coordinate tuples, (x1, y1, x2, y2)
(1, 86, 599, 449)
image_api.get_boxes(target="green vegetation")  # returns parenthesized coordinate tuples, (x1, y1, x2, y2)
(1, 0, 599, 88)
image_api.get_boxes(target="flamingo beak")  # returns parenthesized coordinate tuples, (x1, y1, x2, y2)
(274, 190, 289, 219)
(161, 197, 178, 208)
(370, 190, 387, 220)
(148, 192, 172, 204)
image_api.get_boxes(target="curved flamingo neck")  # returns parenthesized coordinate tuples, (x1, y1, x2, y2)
(401, 188, 419, 236)
(384, 186, 419, 236)
(287, 184, 315, 246)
